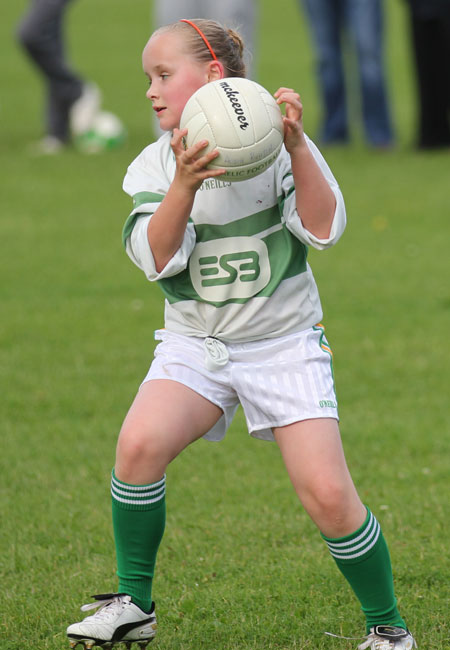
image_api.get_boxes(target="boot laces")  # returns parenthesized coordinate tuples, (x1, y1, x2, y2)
(326, 627, 414, 650)
(80, 595, 131, 622)
(358, 634, 393, 650)
(325, 631, 393, 649)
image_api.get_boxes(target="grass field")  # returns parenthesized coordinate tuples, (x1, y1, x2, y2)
(1, 1, 449, 649)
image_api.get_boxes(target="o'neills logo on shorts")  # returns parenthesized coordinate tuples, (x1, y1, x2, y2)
(219, 81, 249, 130)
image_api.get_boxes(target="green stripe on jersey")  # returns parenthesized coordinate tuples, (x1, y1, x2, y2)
(194, 204, 285, 241)
(159, 204, 307, 307)
(278, 178, 295, 213)
(132, 191, 165, 209)
(122, 191, 165, 246)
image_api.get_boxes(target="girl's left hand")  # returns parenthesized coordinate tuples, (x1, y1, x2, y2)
(274, 87, 306, 153)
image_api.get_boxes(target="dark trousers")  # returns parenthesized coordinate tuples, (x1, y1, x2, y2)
(409, 11, 450, 148)
(17, 0, 83, 141)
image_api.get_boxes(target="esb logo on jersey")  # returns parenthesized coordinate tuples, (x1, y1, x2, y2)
(190, 237, 271, 302)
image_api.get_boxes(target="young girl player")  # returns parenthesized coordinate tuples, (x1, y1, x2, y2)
(67, 18, 417, 650)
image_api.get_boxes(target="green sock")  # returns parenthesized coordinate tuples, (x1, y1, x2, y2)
(111, 470, 166, 612)
(322, 507, 406, 632)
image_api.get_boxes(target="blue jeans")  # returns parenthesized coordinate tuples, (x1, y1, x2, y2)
(301, 0, 394, 145)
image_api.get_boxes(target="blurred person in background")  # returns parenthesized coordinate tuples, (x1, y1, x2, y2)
(150, 0, 256, 138)
(16, 0, 100, 153)
(403, 0, 450, 149)
(299, 0, 394, 148)
(153, 0, 256, 77)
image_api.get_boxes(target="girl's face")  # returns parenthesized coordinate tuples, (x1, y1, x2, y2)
(143, 31, 219, 132)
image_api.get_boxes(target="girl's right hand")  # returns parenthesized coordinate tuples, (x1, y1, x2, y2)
(171, 128, 226, 191)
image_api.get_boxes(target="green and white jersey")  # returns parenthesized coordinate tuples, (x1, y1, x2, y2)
(122, 132, 346, 342)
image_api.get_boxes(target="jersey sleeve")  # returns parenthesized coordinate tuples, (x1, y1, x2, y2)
(125, 214, 196, 280)
(278, 136, 346, 250)
(122, 136, 197, 280)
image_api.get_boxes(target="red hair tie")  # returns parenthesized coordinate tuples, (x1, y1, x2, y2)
(179, 19, 218, 62)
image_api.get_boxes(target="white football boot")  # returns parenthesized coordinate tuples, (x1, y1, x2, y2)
(66, 593, 156, 649)
(358, 626, 417, 650)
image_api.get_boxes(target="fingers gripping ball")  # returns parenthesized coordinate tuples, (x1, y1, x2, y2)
(180, 78, 284, 182)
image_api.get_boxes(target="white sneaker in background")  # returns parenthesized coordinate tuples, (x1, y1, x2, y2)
(70, 83, 102, 136)
(28, 135, 66, 155)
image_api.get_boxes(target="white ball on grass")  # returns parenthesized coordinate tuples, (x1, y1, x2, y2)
(75, 111, 126, 153)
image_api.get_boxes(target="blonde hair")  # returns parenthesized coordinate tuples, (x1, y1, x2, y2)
(155, 19, 246, 78)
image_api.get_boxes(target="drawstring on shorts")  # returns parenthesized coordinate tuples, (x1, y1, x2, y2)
(203, 337, 229, 372)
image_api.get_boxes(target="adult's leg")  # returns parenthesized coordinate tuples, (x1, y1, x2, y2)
(301, 0, 349, 143)
(274, 418, 406, 631)
(112, 379, 223, 611)
(17, 0, 83, 140)
(409, 13, 450, 148)
(347, 0, 394, 146)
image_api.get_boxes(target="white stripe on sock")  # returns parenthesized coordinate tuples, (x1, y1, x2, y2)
(111, 483, 165, 499)
(326, 512, 376, 550)
(111, 473, 165, 491)
(326, 514, 381, 561)
(111, 474, 166, 505)
(328, 523, 381, 560)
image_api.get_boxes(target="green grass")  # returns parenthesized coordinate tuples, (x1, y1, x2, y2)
(1, 1, 449, 648)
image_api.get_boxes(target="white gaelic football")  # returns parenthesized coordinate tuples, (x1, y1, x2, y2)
(180, 77, 284, 182)
(75, 111, 126, 153)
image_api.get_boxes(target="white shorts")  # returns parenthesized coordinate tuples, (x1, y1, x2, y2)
(142, 326, 339, 442)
